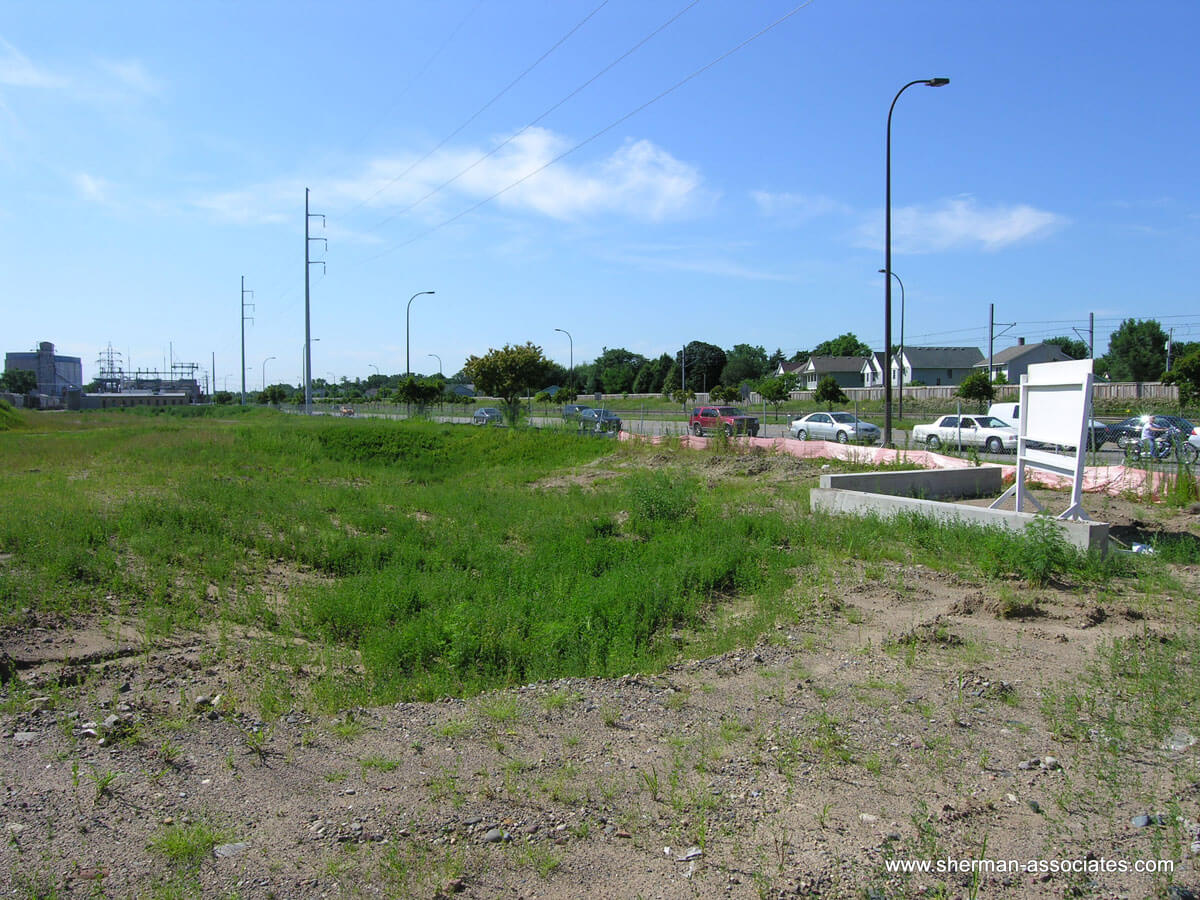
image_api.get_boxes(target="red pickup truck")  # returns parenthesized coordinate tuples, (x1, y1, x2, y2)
(689, 406, 759, 437)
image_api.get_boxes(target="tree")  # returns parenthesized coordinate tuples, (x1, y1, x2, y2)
(1162, 349, 1200, 407)
(1045, 335, 1089, 360)
(592, 347, 646, 395)
(719, 344, 769, 387)
(678, 341, 726, 393)
(1103, 319, 1168, 382)
(767, 348, 787, 372)
(757, 374, 797, 420)
(632, 354, 671, 393)
(213, 391, 234, 405)
(395, 376, 444, 413)
(709, 384, 741, 404)
(462, 342, 548, 424)
(259, 384, 288, 404)
(813, 376, 848, 410)
(0, 369, 37, 394)
(956, 371, 995, 411)
(670, 388, 695, 411)
(812, 332, 871, 358)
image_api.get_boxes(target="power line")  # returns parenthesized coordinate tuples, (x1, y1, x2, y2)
(351, 0, 613, 223)
(366, 0, 816, 262)
(362, 0, 704, 237)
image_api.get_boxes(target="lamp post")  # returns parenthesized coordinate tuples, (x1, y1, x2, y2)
(427, 353, 442, 376)
(878, 268, 905, 420)
(554, 328, 573, 396)
(406, 291, 436, 377)
(884, 76, 949, 447)
(261, 356, 276, 393)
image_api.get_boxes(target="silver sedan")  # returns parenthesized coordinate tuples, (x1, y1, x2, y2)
(789, 412, 881, 444)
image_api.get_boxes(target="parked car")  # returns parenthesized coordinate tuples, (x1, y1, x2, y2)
(789, 412, 880, 444)
(339, 405, 355, 417)
(688, 406, 759, 437)
(472, 407, 504, 426)
(578, 408, 621, 433)
(1107, 415, 1196, 450)
(562, 404, 592, 421)
(912, 415, 1018, 454)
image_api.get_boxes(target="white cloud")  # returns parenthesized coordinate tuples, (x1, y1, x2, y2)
(0, 37, 65, 88)
(196, 127, 709, 233)
(859, 195, 1067, 253)
(96, 59, 163, 97)
(752, 190, 851, 220)
(73, 172, 111, 203)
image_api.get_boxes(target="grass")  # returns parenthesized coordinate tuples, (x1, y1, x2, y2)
(0, 408, 1153, 713)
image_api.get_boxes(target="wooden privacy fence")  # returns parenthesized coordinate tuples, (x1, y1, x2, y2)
(772, 382, 1180, 404)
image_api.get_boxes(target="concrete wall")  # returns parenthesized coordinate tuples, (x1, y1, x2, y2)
(811, 468, 1109, 553)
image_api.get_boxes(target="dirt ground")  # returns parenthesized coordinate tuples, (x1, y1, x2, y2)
(3, 473, 1200, 899)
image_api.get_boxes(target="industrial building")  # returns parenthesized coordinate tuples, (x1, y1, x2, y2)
(4, 341, 82, 396)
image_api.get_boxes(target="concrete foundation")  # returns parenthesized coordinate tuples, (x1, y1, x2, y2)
(811, 467, 1109, 554)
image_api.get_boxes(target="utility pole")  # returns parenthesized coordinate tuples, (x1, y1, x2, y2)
(1167, 327, 1175, 372)
(681, 346, 686, 392)
(988, 303, 1015, 382)
(240, 276, 254, 405)
(304, 188, 327, 415)
(1071, 312, 1095, 359)
(211, 351, 215, 401)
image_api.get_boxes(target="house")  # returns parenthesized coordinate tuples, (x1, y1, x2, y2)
(893, 347, 984, 387)
(972, 339, 1071, 383)
(802, 356, 868, 390)
(861, 352, 888, 388)
(773, 360, 806, 378)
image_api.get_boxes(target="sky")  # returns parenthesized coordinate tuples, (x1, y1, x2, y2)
(2, 0, 1198, 391)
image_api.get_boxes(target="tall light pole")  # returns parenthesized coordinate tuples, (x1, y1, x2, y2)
(878, 268, 905, 420)
(427, 353, 442, 376)
(554, 328, 573, 395)
(884, 77, 949, 446)
(261, 356, 276, 392)
(406, 291, 436, 377)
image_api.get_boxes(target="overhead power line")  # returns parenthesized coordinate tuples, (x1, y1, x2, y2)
(363, 0, 704, 236)
(351, 0, 613, 222)
(367, 0, 816, 262)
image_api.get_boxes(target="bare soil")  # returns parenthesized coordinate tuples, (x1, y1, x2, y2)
(3, 480, 1200, 899)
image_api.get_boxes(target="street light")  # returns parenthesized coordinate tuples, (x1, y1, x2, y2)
(261, 356, 276, 393)
(554, 328, 573, 395)
(427, 353, 442, 376)
(878, 268, 905, 419)
(406, 290, 436, 377)
(884, 76, 949, 447)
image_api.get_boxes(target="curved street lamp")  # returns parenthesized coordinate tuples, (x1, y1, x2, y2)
(406, 291, 436, 377)
(878, 269, 905, 419)
(427, 353, 442, 376)
(261, 356, 276, 393)
(554, 327, 573, 395)
(884, 77, 949, 446)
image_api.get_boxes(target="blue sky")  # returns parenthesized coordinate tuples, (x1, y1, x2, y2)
(2, 1, 1198, 391)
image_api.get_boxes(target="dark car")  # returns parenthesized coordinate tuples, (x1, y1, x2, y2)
(578, 408, 621, 434)
(1106, 415, 1196, 450)
(562, 404, 593, 421)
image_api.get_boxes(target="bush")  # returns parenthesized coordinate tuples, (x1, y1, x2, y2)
(628, 472, 696, 526)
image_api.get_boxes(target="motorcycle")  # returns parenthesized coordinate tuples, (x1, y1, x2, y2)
(1124, 426, 1199, 465)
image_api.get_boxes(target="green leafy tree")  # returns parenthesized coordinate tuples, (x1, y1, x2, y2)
(956, 370, 995, 411)
(463, 342, 548, 424)
(767, 348, 787, 372)
(812, 332, 871, 358)
(632, 354, 672, 394)
(678, 341, 726, 393)
(395, 376, 444, 413)
(592, 347, 646, 394)
(813, 375, 848, 411)
(660, 360, 682, 398)
(1103, 318, 1168, 382)
(0, 369, 37, 394)
(671, 388, 695, 411)
(709, 384, 742, 404)
(1162, 349, 1200, 407)
(1045, 336, 1089, 360)
(719, 344, 769, 387)
(213, 391, 234, 405)
(757, 374, 797, 420)
(259, 384, 288, 404)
